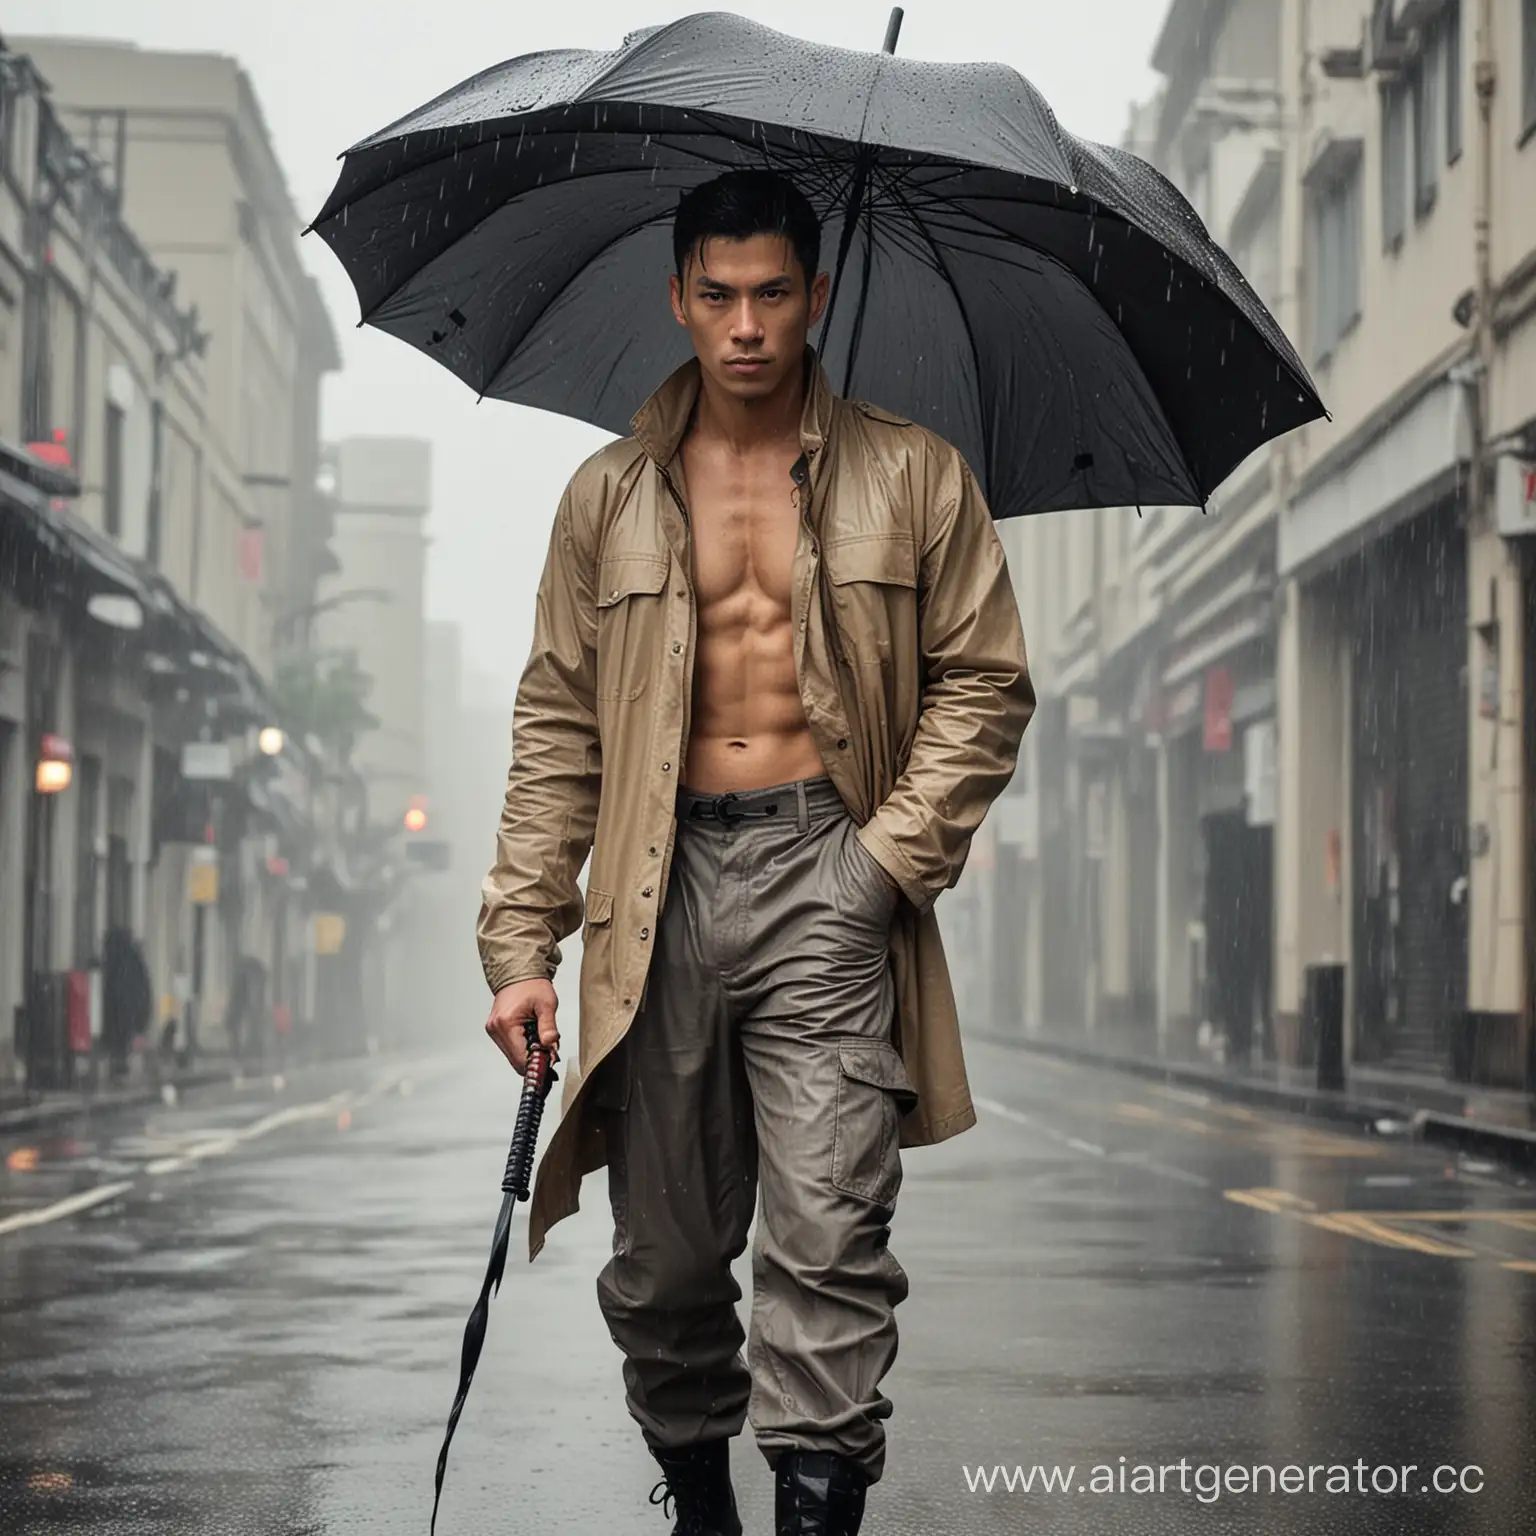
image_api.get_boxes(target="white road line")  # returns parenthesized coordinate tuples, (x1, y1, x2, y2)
(2, 1066, 423, 1238)
(0, 1180, 135, 1236)
(145, 1091, 357, 1176)
(974, 1096, 1209, 1187)
(1108, 1150, 1213, 1188)
(975, 1097, 1031, 1128)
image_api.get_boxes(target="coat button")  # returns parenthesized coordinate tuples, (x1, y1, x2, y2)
(639, 927, 650, 940)
(648, 845, 658, 856)
(662, 761, 672, 773)
(609, 589, 620, 600)
(642, 886, 654, 898)
(837, 738, 848, 749)
(671, 642, 682, 654)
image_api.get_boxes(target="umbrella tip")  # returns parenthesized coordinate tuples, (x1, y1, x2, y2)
(882, 6, 904, 53)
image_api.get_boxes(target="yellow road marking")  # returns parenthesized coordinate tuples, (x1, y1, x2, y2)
(1225, 1188, 1536, 1264)
(1349, 1209, 1536, 1231)
(1207, 1102, 1260, 1122)
(1224, 1188, 1318, 1214)
(1304, 1211, 1479, 1259)
(1107, 1101, 1380, 1158)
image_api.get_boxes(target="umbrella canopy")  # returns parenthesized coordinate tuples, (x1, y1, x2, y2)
(310, 11, 1324, 517)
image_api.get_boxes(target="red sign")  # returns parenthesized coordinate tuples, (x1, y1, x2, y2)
(1203, 666, 1234, 753)
(239, 526, 264, 584)
(67, 970, 92, 1053)
(27, 430, 72, 470)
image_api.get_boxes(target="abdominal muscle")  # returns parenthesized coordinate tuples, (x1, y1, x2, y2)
(682, 589, 827, 793)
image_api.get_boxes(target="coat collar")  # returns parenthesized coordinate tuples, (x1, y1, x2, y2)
(630, 346, 835, 469)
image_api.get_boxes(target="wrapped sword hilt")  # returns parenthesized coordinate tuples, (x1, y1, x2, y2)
(501, 1017, 558, 1200)
(431, 1014, 562, 1534)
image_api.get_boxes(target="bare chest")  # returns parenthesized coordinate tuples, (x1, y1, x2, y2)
(680, 444, 803, 610)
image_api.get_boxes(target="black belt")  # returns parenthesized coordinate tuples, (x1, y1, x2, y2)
(684, 790, 787, 826)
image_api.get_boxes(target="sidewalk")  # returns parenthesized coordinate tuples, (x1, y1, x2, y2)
(978, 1020, 1536, 1172)
(0, 1050, 326, 1135)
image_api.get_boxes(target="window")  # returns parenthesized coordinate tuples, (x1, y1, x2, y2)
(1445, 0, 1463, 162)
(1410, 33, 1441, 216)
(74, 755, 101, 969)
(1525, 0, 1536, 139)
(1382, 81, 1409, 249)
(104, 401, 125, 538)
(1310, 155, 1363, 363)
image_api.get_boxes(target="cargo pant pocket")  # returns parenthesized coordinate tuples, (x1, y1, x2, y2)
(830, 1040, 919, 1206)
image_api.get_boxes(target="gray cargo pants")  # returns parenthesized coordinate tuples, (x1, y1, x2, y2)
(591, 776, 917, 1485)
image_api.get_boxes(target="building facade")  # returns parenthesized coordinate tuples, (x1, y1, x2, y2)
(0, 38, 341, 1093)
(997, 0, 1536, 1098)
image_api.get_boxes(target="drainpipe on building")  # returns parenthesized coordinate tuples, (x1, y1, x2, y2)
(1468, 0, 1497, 531)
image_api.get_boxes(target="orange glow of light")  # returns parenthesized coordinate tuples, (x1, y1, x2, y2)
(6, 1147, 40, 1172)
(403, 807, 428, 833)
(35, 758, 72, 794)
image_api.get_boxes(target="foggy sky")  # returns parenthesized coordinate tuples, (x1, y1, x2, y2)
(7, 0, 1163, 708)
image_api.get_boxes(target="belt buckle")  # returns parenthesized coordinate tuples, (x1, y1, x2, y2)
(713, 791, 743, 826)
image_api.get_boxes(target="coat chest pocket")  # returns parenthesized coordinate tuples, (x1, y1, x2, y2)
(824, 534, 917, 669)
(596, 554, 669, 701)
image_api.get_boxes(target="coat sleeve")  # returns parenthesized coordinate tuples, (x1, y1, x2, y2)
(478, 481, 603, 994)
(854, 449, 1035, 912)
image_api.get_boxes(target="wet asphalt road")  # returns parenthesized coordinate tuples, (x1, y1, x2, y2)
(1, 1036, 1534, 1535)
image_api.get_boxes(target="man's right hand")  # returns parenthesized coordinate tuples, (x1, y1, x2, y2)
(486, 979, 561, 1075)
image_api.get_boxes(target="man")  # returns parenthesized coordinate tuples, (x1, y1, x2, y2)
(480, 169, 1032, 1536)
(101, 926, 151, 1084)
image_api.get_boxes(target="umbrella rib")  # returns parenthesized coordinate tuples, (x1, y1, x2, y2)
(905, 191, 1302, 469)
(354, 150, 738, 329)
(345, 123, 842, 324)
(883, 180, 995, 486)
(475, 210, 674, 397)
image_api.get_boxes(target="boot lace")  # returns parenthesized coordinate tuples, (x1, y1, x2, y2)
(648, 1478, 709, 1535)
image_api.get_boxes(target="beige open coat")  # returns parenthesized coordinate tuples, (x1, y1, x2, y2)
(480, 352, 1034, 1259)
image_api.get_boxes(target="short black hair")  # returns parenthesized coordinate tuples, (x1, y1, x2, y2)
(673, 170, 821, 287)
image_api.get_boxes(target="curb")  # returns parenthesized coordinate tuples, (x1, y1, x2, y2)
(0, 1069, 233, 1134)
(987, 1031, 1536, 1173)
(0, 1060, 343, 1135)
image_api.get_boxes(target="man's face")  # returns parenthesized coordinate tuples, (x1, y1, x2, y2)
(669, 233, 829, 402)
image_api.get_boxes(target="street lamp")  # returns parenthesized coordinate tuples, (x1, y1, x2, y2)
(258, 726, 286, 757)
(35, 734, 73, 794)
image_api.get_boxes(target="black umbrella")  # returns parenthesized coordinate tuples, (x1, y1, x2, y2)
(310, 9, 1323, 517)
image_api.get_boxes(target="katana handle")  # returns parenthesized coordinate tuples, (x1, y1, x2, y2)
(501, 1018, 557, 1200)
(430, 1016, 561, 1534)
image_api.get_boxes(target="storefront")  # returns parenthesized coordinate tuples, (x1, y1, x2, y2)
(1155, 579, 1277, 1062)
(1340, 499, 1469, 1073)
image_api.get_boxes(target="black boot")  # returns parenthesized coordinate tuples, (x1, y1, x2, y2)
(648, 1440, 743, 1536)
(775, 1451, 869, 1536)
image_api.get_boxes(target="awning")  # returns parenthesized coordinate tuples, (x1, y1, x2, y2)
(0, 437, 270, 724)
(0, 441, 79, 606)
